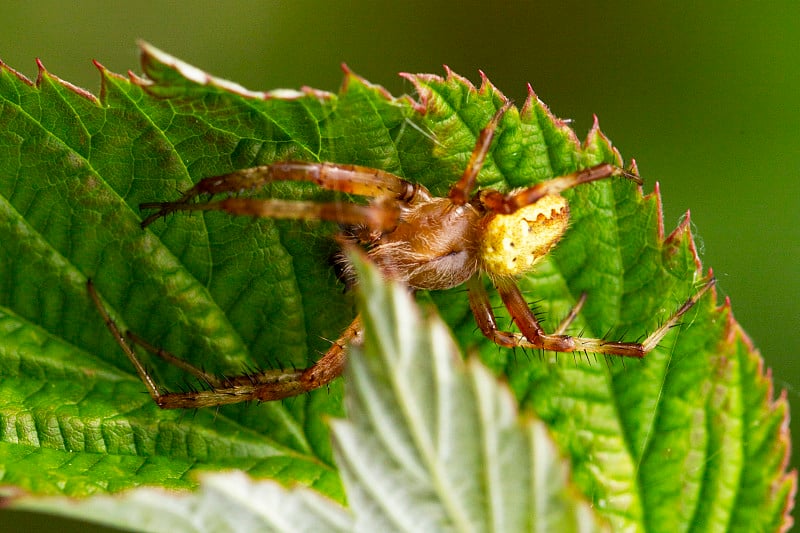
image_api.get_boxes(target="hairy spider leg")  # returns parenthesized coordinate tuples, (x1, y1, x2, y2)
(140, 161, 428, 229)
(89, 277, 363, 408)
(143, 197, 404, 233)
(296, 315, 362, 393)
(448, 100, 515, 205)
(133, 158, 438, 406)
(87, 279, 161, 400)
(479, 163, 642, 215)
(125, 330, 222, 386)
(439, 96, 640, 215)
(468, 275, 715, 357)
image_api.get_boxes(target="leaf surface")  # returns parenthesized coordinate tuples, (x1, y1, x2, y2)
(14, 259, 606, 532)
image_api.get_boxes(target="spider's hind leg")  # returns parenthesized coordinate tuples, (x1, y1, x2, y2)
(87, 279, 164, 403)
(124, 329, 222, 387)
(88, 280, 361, 409)
(500, 277, 715, 357)
(469, 275, 715, 358)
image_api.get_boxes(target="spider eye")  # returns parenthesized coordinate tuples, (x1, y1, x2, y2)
(480, 194, 569, 277)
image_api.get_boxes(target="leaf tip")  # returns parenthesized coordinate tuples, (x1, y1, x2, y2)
(399, 70, 445, 115)
(583, 115, 623, 167)
(477, 69, 500, 98)
(519, 83, 582, 155)
(519, 84, 539, 117)
(591, 112, 601, 131)
(442, 64, 454, 76)
(640, 178, 667, 243)
(336, 66, 419, 117)
(719, 291, 758, 352)
(126, 69, 150, 87)
(91, 58, 127, 103)
(34, 57, 46, 76)
(663, 209, 703, 271)
(402, 68, 512, 121)
(137, 40, 292, 101)
(0, 58, 34, 88)
(32, 57, 100, 104)
(397, 71, 430, 114)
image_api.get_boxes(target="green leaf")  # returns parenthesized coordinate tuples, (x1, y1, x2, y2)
(11, 258, 605, 532)
(0, 43, 794, 531)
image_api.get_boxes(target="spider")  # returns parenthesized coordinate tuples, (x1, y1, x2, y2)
(89, 100, 714, 409)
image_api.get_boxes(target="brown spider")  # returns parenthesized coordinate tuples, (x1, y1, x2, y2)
(90, 100, 714, 409)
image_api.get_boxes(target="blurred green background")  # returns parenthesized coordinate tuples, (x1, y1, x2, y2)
(1, 1, 797, 530)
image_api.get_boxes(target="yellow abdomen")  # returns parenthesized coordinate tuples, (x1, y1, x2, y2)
(479, 194, 569, 277)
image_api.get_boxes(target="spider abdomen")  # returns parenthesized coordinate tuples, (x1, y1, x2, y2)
(479, 193, 569, 277)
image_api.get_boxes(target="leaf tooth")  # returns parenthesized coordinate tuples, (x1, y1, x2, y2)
(34, 58, 98, 104)
(0, 57, 36, 87)
(663, 209, 704, 271)
(583, 116, 623, 166)
(644, 180, 666, 241)
(518, 83, 541, 119)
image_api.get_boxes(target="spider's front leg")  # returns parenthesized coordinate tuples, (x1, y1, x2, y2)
(448, 100, 514, 205)
(468, 275, 715, 357)
(139, 162, 424, 229)
(479, 164, 642, 215)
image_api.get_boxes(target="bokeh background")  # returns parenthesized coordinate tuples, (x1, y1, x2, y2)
(1, 1, 797, 530)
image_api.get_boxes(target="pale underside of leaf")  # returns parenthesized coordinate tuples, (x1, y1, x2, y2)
(330, 255, 607, 532)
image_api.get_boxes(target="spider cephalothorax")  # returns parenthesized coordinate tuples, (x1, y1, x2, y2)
(90, 101, 714, 408)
